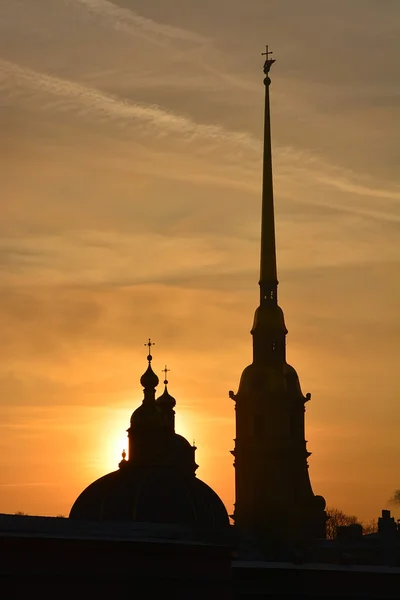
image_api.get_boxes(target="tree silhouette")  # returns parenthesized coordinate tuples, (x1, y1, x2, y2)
(326, 507, 359, 540)
(362, 519, 378, 535)
(326, 507, 378, 539)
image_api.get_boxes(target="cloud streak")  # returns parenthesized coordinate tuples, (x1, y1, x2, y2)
(71, 0, 209, 45)
(0, 58, 257, 150)
(2, 55, 399, 228)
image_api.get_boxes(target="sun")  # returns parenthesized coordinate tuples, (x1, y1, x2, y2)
(95, 404, 196, 474)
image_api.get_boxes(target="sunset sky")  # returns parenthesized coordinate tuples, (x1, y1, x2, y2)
(1, 0, 399, 523)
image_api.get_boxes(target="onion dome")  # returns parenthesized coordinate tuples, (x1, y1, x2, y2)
(130, 342, 161, 429)
(140, 361, 159, 390)
(129, 401, 161, 429)
(140, 339, 159, 391)
(156, 366, 176, 409)
(156, 386, 176, 408)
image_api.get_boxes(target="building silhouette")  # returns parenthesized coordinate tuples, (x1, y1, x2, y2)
(230, 48, 327, 555)
(70, 342, 229, 529)
(1, 49, 399, 598)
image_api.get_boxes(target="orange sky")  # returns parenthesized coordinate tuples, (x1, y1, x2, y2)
(0, 0, 399, 524)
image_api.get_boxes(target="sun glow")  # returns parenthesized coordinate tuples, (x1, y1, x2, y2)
(174, 410, 195, 445)
(100, 410, 130, 473)
(96, 405, 196, 474)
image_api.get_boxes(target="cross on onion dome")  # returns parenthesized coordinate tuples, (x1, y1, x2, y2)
(162, 365, 170, 385)
(144, 338, 155, 363)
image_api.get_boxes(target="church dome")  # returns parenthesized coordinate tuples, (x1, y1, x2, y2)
(130, 401, 162, 429)
(140, 363, 159, 389)
(170, 434, 198, 473)
(282, 362, 305, 397)
(70, 349, 229, 530)
(251, 303, 287, 334)
(69, 466, 229, 529)
(156, 386, 176, 409)
(172, 433, 193, 452)
(130, 352, 162, 429)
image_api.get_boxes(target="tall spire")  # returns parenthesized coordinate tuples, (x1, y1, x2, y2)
(231, 49, 327, 552)
(251, 47, 287, 364)
(260, 45, 278, 306)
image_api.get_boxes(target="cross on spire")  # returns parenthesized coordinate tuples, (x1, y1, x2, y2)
(262, 45, 273, 59)
(262, 44, 276, 74)
(144, 338, 155, 362)
(162, 365, 170, 385)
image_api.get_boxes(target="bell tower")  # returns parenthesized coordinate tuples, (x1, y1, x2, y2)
(231, 48, 326, 553)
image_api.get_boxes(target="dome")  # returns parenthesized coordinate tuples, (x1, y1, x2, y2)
(170, 434, 198, 473)
(130, 401, 162, 429)
(140, 363, 159, 389)
(237, 362, 287, 396)
(69, 466, 229, 529)
(237, 361, 306, 400)
(156, 385, 176, 409)
(172, 433, 193, 452)
(251, 303, 287, 334)
(282, 362, 305, 397)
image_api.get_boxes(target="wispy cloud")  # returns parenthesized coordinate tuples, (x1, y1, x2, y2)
(317, 174, 400, 203)
(2, 55, 399, 229)
(72, 0, 209, 45)
(0, 58, 257, 150)
(0, 482, 52, 488)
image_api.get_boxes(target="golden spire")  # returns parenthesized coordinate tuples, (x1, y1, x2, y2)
(259, 45, 278, 306)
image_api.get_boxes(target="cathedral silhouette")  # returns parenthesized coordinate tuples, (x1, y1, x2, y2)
(70, 342, 229, 529)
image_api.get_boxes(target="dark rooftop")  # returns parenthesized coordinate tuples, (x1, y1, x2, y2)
(0, 513, 232, 547)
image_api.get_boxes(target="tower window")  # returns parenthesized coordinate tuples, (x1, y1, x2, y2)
(263, 290, 275, 301)
(272, 341, 277, 352)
